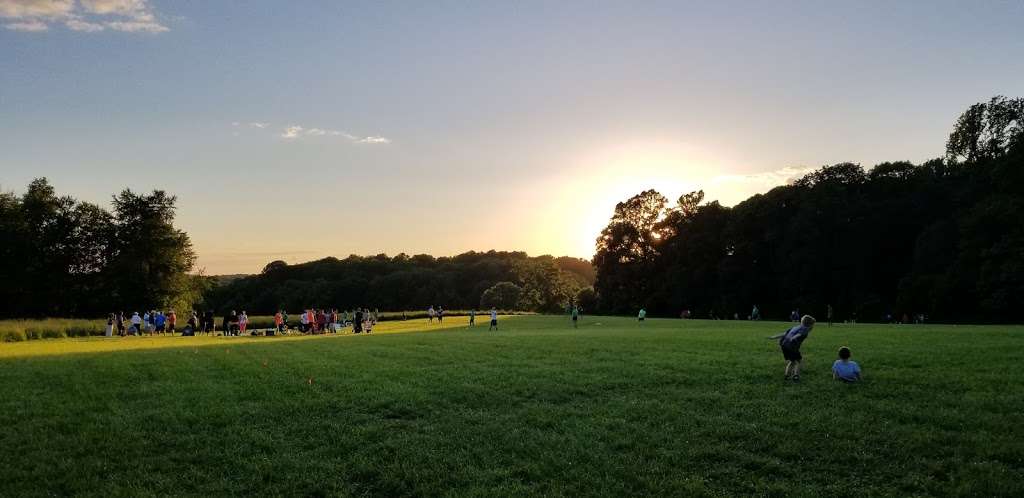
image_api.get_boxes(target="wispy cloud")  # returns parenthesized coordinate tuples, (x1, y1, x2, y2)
(5, 18, 46, 30)
(277, 124, 391, 144)
(248, 122, 269, 129)
(710, 166, 817, 188)
(65, 17, 102, 31)
(1, 0, 168, 33)
(280, 125, 304, 139)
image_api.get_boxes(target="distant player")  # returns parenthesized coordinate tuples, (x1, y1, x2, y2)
(469, 309, 476, 327)
(428, 306, 436, 323)
(768, 315, 815, 382)
(832, 346, 862, 383)
(638, 308, 646, 324)
(827, 304, 834, 327)
(489, 307, 498, 331)
(353, 308, 364, 334)
(571, 305, 579, 328)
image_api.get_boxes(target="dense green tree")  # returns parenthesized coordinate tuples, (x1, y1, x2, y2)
(202, 250, 592, 314)
(480, 282, 523, 310)
(593, 97, 1024, 323)
(0, 180, 198, 317)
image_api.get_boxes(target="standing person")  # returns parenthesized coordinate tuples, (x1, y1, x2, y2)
(221, 311, 231, 336)
(187, 311, 199, 335)
(143, 311, 152, 335)
(281, 310, 289, 332)
(300, 310, 310, 333)
(238, 311, 249, 335)
(353, 308, 364, 334)
(130, 311, 142, 335)
(105, 313, 114, 337)
(155, 311, 166, 335)
(428, 306, 436, 323)
(488, 307, 498, 331)
(571, 305, 579, 329)
(768, 315, 816, 382)
(116, 312, 126, 336)
(827, 304, 834, 327)
(204, 310, 215, 334)
(638, 308, 647, 324)
(437, 307, 444, 324)
(167, 310, 177, 335)
(274, 310, 284, 334)
(751, 305, 761, 321)
(372, 308, 379, 325)
(229, 310, 239, 336)
(468, 309, 476, 327)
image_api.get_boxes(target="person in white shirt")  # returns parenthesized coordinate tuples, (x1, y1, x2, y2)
(238, 311, 249, 335)
(428, 306, 436, 323)
(130, 312, 142, 335)
(489, 308, 498, 331)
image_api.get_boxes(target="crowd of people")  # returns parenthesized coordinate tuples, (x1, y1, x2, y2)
(104, 306, 502, 337)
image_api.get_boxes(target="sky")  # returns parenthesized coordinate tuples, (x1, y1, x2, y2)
(2, 0, 1022, 274)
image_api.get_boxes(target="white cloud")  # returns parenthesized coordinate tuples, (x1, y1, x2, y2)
(711, 166, 817, 188)
(65, 17, 103, 31)
(4, 18, 47, 30)
(281, 125, 304, 139)
(79, 0, 145, 16)
(259, 123, 389, 144)
(0, 0, 167, 33)
(0, 0, 74, 19)
(105, 18, 165, 33)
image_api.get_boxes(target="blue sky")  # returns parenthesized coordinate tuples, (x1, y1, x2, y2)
(2, 0, 1022, 273)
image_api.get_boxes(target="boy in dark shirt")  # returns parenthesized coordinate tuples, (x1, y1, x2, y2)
(768, 315, 815, 381)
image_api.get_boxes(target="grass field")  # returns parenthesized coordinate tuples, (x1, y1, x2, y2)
(1, 316, 1022, 497)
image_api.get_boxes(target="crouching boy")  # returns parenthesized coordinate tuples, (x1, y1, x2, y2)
(768, 315, 815, 381)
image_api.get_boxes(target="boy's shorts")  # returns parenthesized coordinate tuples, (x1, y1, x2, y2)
(781, 345, 802, 361)
(490, 319, 497, 326)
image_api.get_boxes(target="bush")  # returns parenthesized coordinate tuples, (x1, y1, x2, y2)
(41, 328, 65, 340)
(0, 325, 26, 342)
(24, 326, 44, 340)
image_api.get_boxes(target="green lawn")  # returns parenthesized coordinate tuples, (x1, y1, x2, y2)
(1, 316, 1022, 497)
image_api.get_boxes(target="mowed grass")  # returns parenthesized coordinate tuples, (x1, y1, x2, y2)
(1, 316, 1022, 497)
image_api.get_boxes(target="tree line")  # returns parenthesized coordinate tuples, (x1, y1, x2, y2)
(202, 253, 595, 314)
(0, 179, 202, 318)
(594, 96, 1024, 323)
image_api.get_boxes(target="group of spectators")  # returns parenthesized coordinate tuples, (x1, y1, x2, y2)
(105, 306, 503, 337)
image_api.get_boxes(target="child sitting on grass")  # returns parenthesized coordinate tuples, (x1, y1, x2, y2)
(832, 346, 862, 382)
